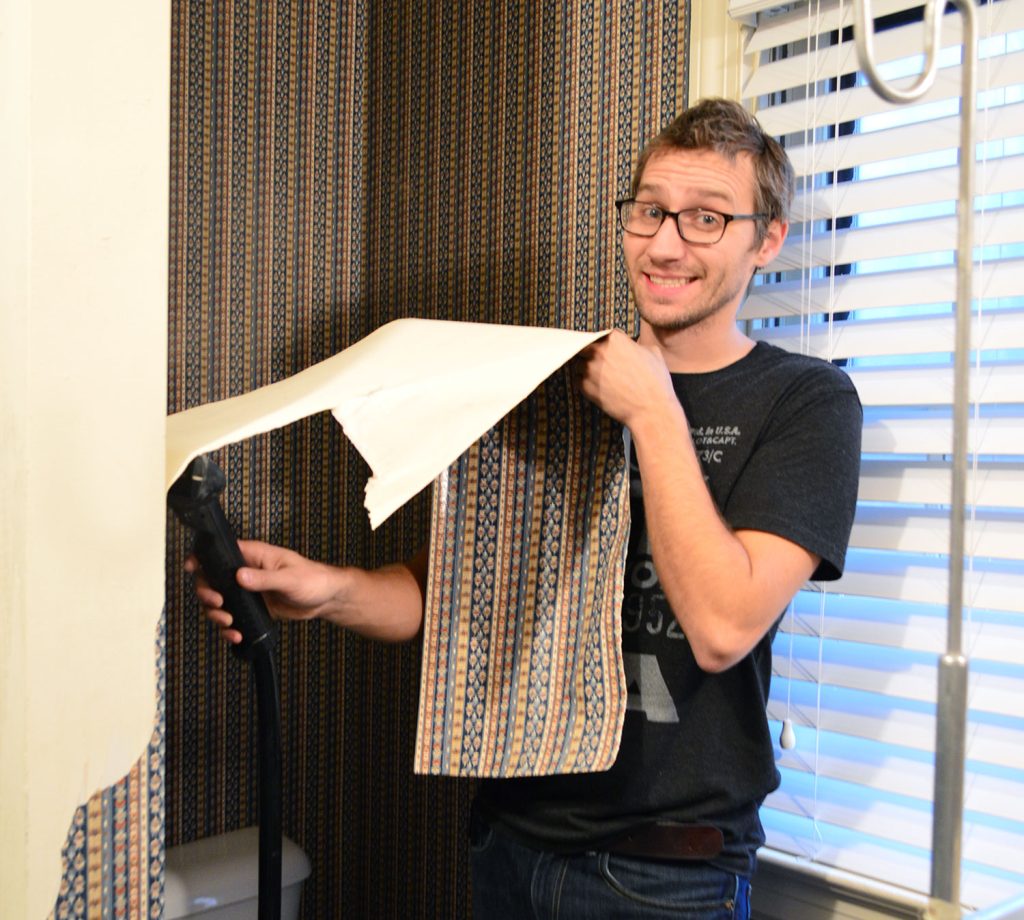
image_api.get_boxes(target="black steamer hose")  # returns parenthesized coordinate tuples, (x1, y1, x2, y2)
(168, 455, 283, 920)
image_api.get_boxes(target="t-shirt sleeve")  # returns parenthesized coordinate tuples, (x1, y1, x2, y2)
(723, 365, 862, 581)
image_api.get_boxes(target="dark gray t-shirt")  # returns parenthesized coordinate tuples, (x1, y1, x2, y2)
(477, 341, 863, 877)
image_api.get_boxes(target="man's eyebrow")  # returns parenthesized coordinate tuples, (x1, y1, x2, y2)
(636, 183, 734, 206)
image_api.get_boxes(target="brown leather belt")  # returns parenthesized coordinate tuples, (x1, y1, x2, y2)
(605, 822, 724, 861)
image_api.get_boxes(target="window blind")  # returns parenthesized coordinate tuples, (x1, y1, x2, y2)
(730, 0, 1024, 910)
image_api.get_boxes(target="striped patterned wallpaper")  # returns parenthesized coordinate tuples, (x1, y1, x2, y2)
(160, 1, 688, 917)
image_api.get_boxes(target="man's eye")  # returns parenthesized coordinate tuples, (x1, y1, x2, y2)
(640, 205, 663, 220)
(695, 211, 722, 227)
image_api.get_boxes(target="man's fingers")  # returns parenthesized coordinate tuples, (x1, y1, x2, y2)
(187, 549, 253, 648)
(203, 606, 243, 645)
(236, 538, 284, 569)
(235, 565, 281, 593)
(194, 584, 224, 609)
(220, 627, 243, 645)
(206, 608, 234, 629)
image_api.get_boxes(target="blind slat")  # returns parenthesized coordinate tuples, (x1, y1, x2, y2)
(767, 679, 1023, 768)
(782, 606, 1024, 661)
(769, 728, 1024, 821)
(848, 504, 1024, 560)
(837, 549, 1024, 612)
(860, 415, 1024, 453)
(768, 777, 934, 851)
(746, 1, 1024, 98)
(784, 103, 1023, 183)
(742, 0, 930, 53)
(765, 784, 1023, 877)
(848, 363, 1024, 408)
(755, 51, 1024, 137)
(729, 0, 808, 19)
(856, 459, 1024, 509)
(776, 651, 1024, 719)
(752, 309, 1024, 361)
(792, 153, 1023, 224)
(769, 206, 1022, 271)
(743, 259, 1024, 321)
(763, 820, 931, 899)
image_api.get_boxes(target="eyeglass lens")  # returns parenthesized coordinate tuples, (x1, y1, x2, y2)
(619, 202, 726, 244)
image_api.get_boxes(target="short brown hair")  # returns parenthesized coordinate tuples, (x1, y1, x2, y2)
(630, 97, 795, 241)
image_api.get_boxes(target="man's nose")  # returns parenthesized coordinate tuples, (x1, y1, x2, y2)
(647, 215, 689, 257)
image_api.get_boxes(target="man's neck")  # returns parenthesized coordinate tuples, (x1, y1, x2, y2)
(638, 321, 756, 374)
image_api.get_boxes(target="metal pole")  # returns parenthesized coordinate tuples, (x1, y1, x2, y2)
(852, 0, 978, 913)
(932, 1, 976, 909)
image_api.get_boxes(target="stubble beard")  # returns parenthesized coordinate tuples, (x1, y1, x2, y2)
(636, 299, 720, 333)
(632, 263, 755, 336)
(633, 279, 732, 335)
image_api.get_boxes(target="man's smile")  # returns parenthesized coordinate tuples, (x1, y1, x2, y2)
(643, 272, 697, 289)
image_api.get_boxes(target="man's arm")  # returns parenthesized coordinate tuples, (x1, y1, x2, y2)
(190, 540, 427, 645)
(576, 331, 818, 673)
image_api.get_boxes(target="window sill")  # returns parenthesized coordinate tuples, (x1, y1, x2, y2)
(752, 850, 1024, 920)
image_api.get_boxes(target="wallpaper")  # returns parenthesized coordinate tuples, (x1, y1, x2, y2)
(157, 1, 687, 916)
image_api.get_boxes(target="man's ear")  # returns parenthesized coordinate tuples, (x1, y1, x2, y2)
(755, 219, 788, 268)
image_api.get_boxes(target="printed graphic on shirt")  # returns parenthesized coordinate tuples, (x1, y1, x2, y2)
(623, 451, 687, 730)
(622, 418, 748, 728)
(624, 652, 680, 723)
(622, 552, 687, 642)
(690, 425, 740, 466)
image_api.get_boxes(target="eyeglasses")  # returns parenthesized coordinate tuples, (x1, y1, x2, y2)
(615, 199, 766, 246)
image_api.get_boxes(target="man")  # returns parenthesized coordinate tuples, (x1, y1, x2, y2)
(195, 98, 862, 918)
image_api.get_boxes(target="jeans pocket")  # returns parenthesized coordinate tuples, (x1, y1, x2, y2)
(599, 853, 742, 916)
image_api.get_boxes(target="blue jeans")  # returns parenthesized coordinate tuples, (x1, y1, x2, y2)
(470, 811, 751, 919)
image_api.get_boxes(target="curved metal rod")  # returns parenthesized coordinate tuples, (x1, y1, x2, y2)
(852, 1, 978, 914)
(854, 0, 944, 102)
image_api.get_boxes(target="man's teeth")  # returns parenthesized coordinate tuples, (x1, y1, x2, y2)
(648, 274, 693, 288)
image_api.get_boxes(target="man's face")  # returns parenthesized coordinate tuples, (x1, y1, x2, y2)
(622, 148, 786, 336)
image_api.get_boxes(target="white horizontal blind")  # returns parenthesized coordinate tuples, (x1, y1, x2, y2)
(732, 0, 1024, 911)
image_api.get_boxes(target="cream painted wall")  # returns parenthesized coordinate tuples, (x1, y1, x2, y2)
(0, 1, 169, 916)
(687, 0, 748, 105)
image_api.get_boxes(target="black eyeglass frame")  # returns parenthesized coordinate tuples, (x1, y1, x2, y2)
(615, 198, 768, 246)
